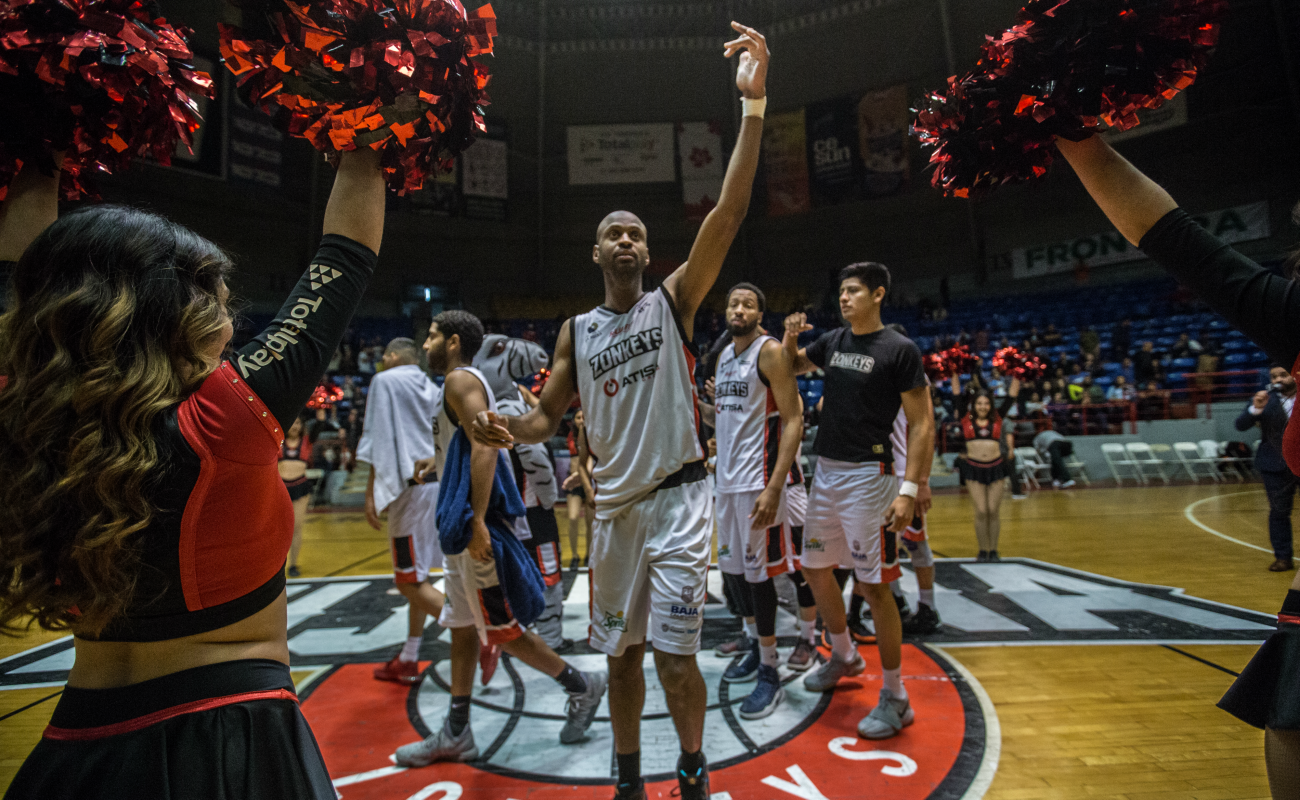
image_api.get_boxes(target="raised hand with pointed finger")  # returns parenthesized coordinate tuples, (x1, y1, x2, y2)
(724, 22, 769, 100)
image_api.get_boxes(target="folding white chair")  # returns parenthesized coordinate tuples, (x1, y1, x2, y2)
(1064, 453, 1092, 486)
(1174, 441, 1221, 483)
(1102, 443, 1143, 485)
(1015, 446, 1051, 489)
(1125, 442, 1170, 485)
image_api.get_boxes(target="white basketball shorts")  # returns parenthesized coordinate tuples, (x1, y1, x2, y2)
(715, 488, 791, 583)
(801, 458, 901, 585)
(388, 482, 443, 584)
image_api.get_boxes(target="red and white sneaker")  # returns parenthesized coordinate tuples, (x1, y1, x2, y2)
(373, 656, 422, 684)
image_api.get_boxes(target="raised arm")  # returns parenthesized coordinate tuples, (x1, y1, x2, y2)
(236, 148, 386, 428)
(0, 159, 61, 263)
(781, 313, 818, 375)
(473, 319, 579, 448)
(1056, 135, 1300, 367)
(750, 339, 804, 529)
(663, 23, 769, 328)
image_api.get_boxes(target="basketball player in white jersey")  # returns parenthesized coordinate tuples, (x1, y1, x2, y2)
(783, 262, 933, 741)
(357, 338, 445, 684)
(705, 283, 805, 718)
(470, 24, 769, 800)
(884, 324, 942, 636)
(394, 312, 607, 767)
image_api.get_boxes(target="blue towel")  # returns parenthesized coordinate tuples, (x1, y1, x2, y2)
(436, 427, 545, 629)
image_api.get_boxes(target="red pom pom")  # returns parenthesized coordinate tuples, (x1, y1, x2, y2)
(992, 346, 1046, 380)
(530, 367, 550, 396)
(925, 345, 982, 381)
(0, 0, 215, 200)
(219, 0, 495, 195)
(912, 0, 1228, 198)
(306, 382, 344, 408)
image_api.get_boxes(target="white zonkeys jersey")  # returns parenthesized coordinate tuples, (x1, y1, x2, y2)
(573, 287, 704, 519)
(432, 367, 498, 479)
(714, 335, 803, 494)
(497, 393, 559, 508)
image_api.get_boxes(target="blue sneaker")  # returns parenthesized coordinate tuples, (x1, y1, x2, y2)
(739, 664, 785, 719)
(723, 643, 760, 683)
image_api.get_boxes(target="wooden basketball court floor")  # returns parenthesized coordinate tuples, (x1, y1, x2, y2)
(0, 483, 1288, 799)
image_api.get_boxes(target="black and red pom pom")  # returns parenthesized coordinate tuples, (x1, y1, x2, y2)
(219, 0, 495, 195)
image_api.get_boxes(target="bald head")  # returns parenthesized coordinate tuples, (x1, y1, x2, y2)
(596, 210, 646, 242)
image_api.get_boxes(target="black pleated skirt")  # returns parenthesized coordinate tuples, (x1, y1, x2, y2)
(1219, 628, 1300, 730)
(5, 659, 335, 800)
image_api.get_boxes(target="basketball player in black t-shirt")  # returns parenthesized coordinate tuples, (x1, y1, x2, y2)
(782, 261, 933, 740)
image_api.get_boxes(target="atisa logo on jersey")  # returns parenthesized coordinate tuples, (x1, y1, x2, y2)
(589, 328, 664, 379)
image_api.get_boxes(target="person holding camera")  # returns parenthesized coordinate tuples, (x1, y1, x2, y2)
(1236, 366, 1298, 572)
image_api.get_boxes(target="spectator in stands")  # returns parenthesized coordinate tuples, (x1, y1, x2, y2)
(1024, 392, 1046, 416)
(522, 323, 539, 343)
(357, 345, 375, 375)
(1032, 425, 1075, 489)
(1170, 332, 1200, 360)
(1081, 376, 1104, 404)
(1136, 380, 1168, 420)
(1134, 341, 1161, 386)
(1235, 366, 1298, 572)
(339, 405, 362, 445)
(341, 343, 357, 374)
(1120, 357, 1136, 384)
(1112, 318, 1132, 360)
(1028, 326, 1042, 348)
(1106, 376, 1135, 403)
(1079, 326, 1100, 359)
(1196, 335, 1223, 389)
(1042, 324, 1063, 347)
(328, 347, 342, 373)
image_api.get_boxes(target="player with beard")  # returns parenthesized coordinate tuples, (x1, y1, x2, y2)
(782, 262, 933, 740)
(393, 311, 607, 767)
(702, 283, 807, 718)
(469, 23, 769, 800)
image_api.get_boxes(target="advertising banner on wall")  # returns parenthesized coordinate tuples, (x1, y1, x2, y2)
(805, 95, 859, 206)
(857, 83, 910, 196)
(763, 108, 811, 217)
(227, 96, 283, 189)
(677, 121, 724, 224)
(567, 123, 676, 185)
(1007, 201, 1271, 279)
(462, 121, 508, 220)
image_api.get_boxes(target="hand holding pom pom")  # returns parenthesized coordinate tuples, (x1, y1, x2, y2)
(220, 0, 496, 195)
(911, 0, 1228, 198)
(0, 0, 215, 200)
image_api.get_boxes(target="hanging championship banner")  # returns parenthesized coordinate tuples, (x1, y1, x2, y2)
(763, 108, 811, 217)
(227, 96, 283, 189)
(1007, 201, 1272, 279)
(463, 120, 508, 221)
(805, 95, 859, 206)
(677, 121, 724, 224)
(567, 123, 676, 185)
(857, 83, 910, 196)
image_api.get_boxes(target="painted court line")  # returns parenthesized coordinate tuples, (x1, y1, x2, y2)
(1183, 490, 1272, 554)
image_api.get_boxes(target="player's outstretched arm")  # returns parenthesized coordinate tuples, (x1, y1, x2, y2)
(781, 313, 817, 375)
(1054, 135, 1175, 247)
(664, 22, 769, 330)
(472, 320, 579, 448)
(750, 339, 804, 529)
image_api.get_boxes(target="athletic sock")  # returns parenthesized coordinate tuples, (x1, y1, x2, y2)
(919, 588, 935, 608)
(799, 618, 817, 643)
(830, 629, 853, 661)
(743, 619, 758, 639)
(400, 636, 421, 663)
(616, 751, 642, 793)
(883, 667, 906, 699)
(760, 642, 779, 668)
(678, 749, 706, 777)
(554, 664, 588, 694)
(448, 695, 471, 736)
(847, 593, 865, 622)
(889, 580, 905, 598)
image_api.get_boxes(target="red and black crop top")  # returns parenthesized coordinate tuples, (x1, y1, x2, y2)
(955, 393, 1014, 445)
(280, 436, 311, 464)
(75, 234, 377, 642)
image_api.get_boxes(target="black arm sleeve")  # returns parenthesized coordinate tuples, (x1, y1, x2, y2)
(1140, 209, 1300, 368)
(232, 235, 377, 428)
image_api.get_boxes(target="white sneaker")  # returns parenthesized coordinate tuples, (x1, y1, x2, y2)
(560, 670, 608, 744)
(857, 687, 914, 739)
(1061, 479, 1076, 488)
(394, 718, 478, 767)
(802, 648, 866, 692)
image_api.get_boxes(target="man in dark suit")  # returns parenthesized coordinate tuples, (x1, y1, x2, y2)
(1236, 365, 1298, 571)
